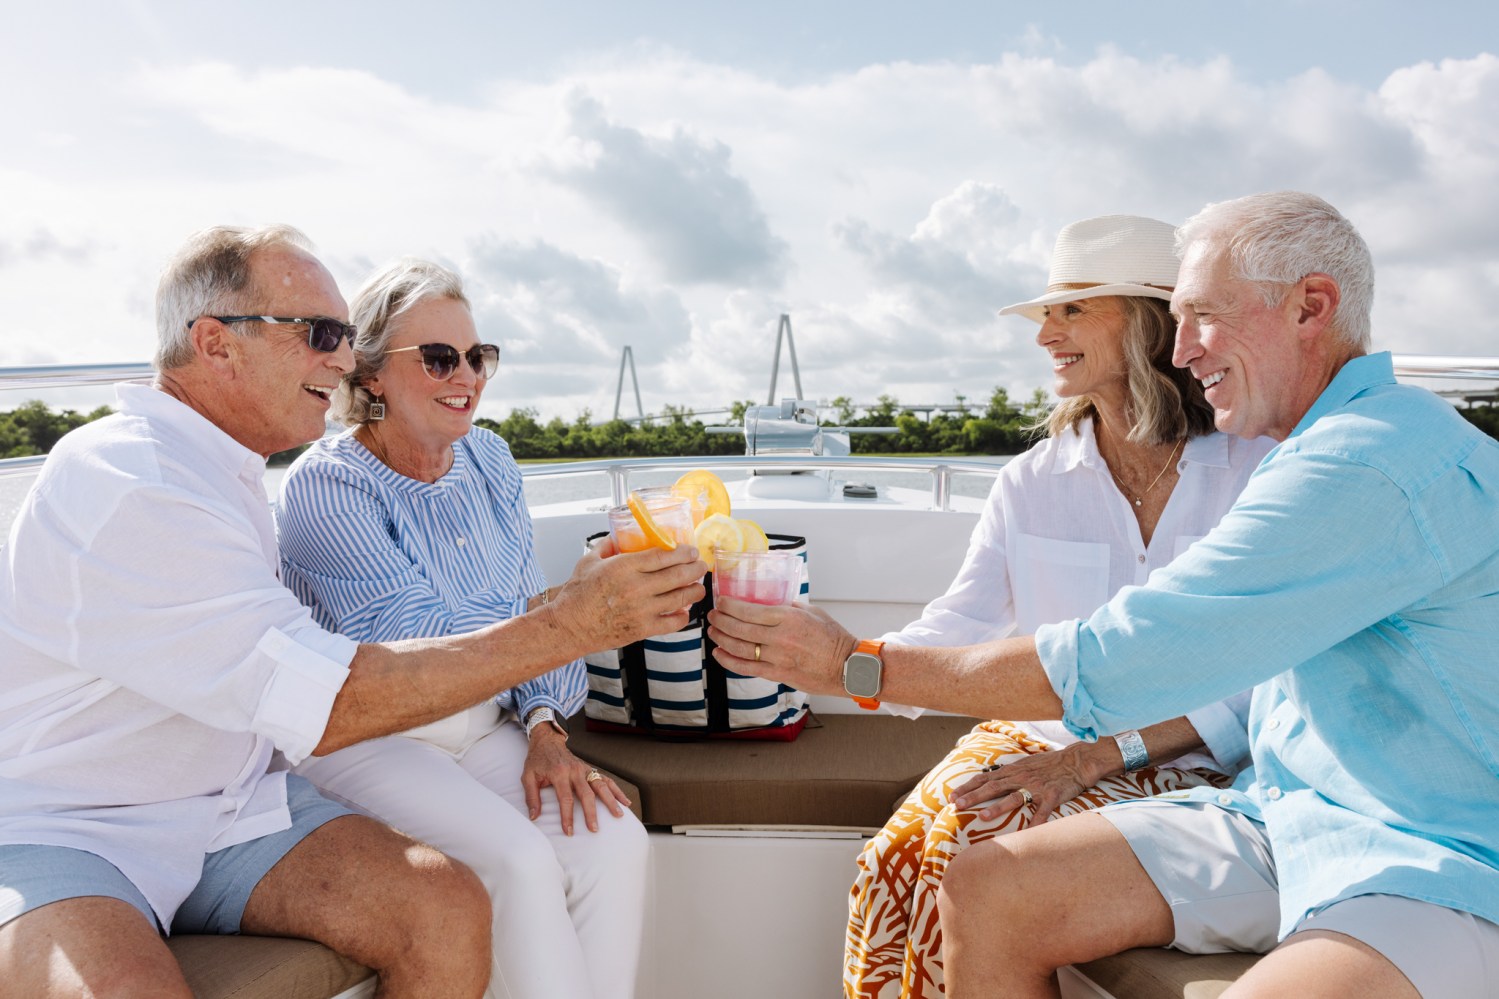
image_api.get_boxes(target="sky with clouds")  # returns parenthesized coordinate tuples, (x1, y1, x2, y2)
(2, 0, 1496, 422)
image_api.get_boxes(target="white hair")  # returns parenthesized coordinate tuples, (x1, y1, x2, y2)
(154, 224, 314, 370)
(1177, 192, 1374, 351)
(333, 258, 471, 426)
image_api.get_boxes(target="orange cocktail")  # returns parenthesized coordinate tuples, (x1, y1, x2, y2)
(608, 493, 694, 553)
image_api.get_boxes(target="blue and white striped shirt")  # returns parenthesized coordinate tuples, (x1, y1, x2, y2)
(277, 426, 583, 719)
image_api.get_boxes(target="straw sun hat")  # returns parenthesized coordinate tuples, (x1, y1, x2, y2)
(998, 215, 1179, 324)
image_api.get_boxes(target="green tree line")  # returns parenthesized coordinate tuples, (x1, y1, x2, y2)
(5, 392, 1499, 462)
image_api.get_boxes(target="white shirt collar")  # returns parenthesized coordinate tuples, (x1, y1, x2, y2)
(117, 382, 267, 482)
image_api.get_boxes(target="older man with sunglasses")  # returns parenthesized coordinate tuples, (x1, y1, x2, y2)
(0, 225, 706, 998)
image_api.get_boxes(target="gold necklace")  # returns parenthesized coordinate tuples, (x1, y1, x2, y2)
(1109, 438, 1184, 508)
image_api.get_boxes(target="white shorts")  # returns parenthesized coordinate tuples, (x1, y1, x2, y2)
(1099, 798, 1499, 998)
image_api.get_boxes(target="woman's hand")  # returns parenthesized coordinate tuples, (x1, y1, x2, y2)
(521, 726, 631, 836)
(949, 740, 1118, 822)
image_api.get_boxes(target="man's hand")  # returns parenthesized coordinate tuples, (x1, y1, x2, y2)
(546, 542, 706, 653)
(706, 597, 857, 697)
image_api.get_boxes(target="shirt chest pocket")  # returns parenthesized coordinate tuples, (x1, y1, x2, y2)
(1011, 533, 1111, 630)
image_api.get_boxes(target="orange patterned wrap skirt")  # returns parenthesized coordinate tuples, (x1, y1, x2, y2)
(844, 719, 1230, 998)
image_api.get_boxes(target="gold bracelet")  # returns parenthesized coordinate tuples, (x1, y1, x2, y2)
(537, 587, 551, 606)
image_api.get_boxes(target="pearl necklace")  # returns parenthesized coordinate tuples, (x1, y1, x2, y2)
(1109, 438, 1184, 507)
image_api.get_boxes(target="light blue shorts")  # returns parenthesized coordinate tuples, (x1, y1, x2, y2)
(1101, 798, 1499, 998)
(0, 774, 354, 935)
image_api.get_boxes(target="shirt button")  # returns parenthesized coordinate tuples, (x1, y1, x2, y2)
(456, 537, 467, 547)
(1267, 717, 1280, 730)
(1217, 793, 1233, 806)
(1267, 787, 1283, 801)
(1137, 554, 1146, 564)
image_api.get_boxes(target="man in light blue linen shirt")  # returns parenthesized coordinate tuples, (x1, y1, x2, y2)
(709, 191, 1499, 998)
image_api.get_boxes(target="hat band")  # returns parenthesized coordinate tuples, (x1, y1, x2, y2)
(1044, 280, 1174, 294)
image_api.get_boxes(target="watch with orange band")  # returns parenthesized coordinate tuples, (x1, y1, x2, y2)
(842, 639, 885, 710)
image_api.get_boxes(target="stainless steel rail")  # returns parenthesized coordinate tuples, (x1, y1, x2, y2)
(515, 454, 1005, 511)
(0, 362, 154, 392)
(3, 354, 1496, 501)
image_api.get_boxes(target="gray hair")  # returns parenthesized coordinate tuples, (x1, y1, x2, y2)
(1177, 191, 1374, 351)
(154, 224, 314, 370)
(1044, 295, 1216, 446)
(333, 258, 472, 426)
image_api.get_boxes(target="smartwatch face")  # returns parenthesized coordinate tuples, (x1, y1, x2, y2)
(844, 652, 882, 698)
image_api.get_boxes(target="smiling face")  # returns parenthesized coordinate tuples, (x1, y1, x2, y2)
(1035, 294, 1131, 413)
(235, 245, 353, 455)
(1170, 243, 1314, 441)
(362, 296, 486, 457)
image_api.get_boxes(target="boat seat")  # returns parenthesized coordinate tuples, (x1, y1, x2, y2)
(1073, 947, 1261, 998)
(161, 769, 642, 999)
(166, 934, 370, 998)
(568, 711, 981, 827)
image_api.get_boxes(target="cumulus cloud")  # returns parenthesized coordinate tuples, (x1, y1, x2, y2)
(462, 237, 693, 418)
(833, 181, 1039, 327)
(0, 229, 98, 269)
(539, 91, 789, 286)
(4, 43, 1499, 421)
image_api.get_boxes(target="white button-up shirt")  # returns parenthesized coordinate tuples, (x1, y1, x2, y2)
(883, 419, 1275, 774)
(0, 384, 355, 926)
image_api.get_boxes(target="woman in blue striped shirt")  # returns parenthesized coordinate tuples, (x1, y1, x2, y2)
(277, 258, 648, 999)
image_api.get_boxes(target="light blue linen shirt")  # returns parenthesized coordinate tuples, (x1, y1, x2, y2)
(1036, 352, 1499, 938)
(277, 426, 584, 719)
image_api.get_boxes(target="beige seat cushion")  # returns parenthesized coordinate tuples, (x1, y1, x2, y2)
(1074, 947, 1261, 999)
(160, 772, 645, 999)
(568, 712, 979, 828)
(167, 934, 371, 998)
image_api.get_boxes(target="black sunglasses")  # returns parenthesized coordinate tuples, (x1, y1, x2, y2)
(191, 315, 358, 353)
(385, 343, 501, 381)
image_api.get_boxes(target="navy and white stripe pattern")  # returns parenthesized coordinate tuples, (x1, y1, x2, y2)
(584, 541, 809, 732)
(277, 426, 583, 718)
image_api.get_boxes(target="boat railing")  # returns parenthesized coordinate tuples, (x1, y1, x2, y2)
(517, 454, 1006, 512)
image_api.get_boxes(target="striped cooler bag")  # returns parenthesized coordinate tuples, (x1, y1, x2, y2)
(582, 533, 811, 741)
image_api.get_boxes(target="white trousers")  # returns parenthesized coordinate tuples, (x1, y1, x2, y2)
(294, 704, 648, 999)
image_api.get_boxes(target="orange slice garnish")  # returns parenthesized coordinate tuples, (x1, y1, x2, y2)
(673, 469, 731, 521)
(627, 491, 679, 551)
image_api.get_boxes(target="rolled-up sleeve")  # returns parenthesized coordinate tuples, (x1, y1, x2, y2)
(251, 626, 356, 764)
(1036, 450, 1444, 740)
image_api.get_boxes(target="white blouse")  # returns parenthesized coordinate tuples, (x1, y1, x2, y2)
(883, 418, 1276, 774)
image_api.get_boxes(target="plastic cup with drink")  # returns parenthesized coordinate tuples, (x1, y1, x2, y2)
(712, 550, 803, 607)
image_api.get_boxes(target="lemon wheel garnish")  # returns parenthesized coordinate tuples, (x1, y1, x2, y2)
(738, 519, 769, 552)
(673, 469, 731, 520)
(693, 513, 744, 572)
(627, 492, 678, 551)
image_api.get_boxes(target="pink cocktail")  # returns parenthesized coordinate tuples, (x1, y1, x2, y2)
(713, 550, 802, 606)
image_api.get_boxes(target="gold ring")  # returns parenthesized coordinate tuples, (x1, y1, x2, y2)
(1018, 787, 1034, 806)
(754, 644, 762, 662)
(586, 769, 603, 783)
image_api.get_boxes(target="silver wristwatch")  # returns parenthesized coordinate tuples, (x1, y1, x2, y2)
(523, 706, 568, 740)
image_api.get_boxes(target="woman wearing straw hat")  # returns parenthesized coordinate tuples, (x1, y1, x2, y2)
(843, 216, 1275, 999)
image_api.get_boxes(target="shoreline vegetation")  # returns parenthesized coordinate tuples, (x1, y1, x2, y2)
(5, 390, 1499, 466)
